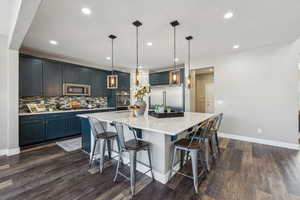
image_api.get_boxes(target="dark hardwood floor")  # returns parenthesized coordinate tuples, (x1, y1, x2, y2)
(0, 138, 300, 200)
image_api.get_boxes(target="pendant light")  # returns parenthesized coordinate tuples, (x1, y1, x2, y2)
(133, 20, 142, 87)
(186, 36, 193, 89)
(107, 34, 118, 89)
(170, 20, 180, 85)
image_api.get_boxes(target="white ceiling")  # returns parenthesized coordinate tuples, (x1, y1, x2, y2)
(22, 0, 300, 69)
(0, 0, 18, 36)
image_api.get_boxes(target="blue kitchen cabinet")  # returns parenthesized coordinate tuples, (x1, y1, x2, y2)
(19, 55, 43, 97)
(116, 71, 130, 92)
(91, 69, 111, 97)
(62, 63, 81, 84)
(62, 63, 92, 85)
(19, 116, 45, 146)
(80, 118, 91, 153)
(45, 115, 66, 140)
(149, 71, 169, 86)
(43, 60, 63, 97)
(65, 115, 81, 136)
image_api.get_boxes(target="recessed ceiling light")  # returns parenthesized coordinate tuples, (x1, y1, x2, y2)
(106, 57, 111, 60)
(233, 44, 240, 49)
(138, 65, 142, 69)
(49, 40, 58, 45)
(147, 42, 153, 46)
(81, 7, 91, 15)
(209, 68, 213, 72)
(175, 58, 179, 62)
(224, 11, 234, 19)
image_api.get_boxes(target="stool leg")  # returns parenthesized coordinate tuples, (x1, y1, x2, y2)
(209, 137, 214, 159)
(89, 139, 97, 167)
(114, 150, 122, 182)
(129, 150, 137, 196)
(99, 139, 106, 174)
(180, 150, 185, 169)
(214, 132, 220, 154)
(147, 147, 154, 181)
(205, 138, 210, 171)
(107, 139, 112, 160)
(190, 149, 199, 194)
(169, 146, 177, 181)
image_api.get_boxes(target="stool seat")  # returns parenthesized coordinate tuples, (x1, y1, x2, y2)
(174, 138, 202, 149)
(125, 139, 150, 150)
(96, 131, 118, 139)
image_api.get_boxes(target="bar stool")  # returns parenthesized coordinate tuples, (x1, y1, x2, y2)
(88, 117, 118, 173)
(194, 113, 223, 161)
(111, 121, 154, 196)
(169, 118, 213, 194)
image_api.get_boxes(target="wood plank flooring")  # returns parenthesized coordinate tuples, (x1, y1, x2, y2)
(0, 138, 299, 200)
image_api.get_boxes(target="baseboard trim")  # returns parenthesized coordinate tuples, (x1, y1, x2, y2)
(219, 132, 299, 150)
(0, 148, 21, 156)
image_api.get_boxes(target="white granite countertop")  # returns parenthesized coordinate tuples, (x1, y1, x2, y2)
(19, 107, 116, 116)
(77, 111, 215, 136)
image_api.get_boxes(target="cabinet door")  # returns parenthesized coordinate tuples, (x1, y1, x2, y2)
(149, 71, 169, 86)
(91, 69, 106, 96)
(65, 116, 81, 136)
(43, 60, 62, 96)
(180, 68, 185, 84)
(62, 63, 80, 84)
(19, 55, 43, 97)
(45, 116, 65, 140)
(79, 67, 92, 85)
(19, 118, 45, 146)
(117, 71, 130, 92)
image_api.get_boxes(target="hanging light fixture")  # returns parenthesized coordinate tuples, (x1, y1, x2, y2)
(170, 20, 180, 85)
(107, 34, 118, 89)
(133, 20, 142, 86)
(186, 35, 193, 89)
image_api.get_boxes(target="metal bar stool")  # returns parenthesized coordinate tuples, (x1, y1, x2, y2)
(88, 117, 119, 173)
(111, 121, 154, 196)
(169, 118, 213, 194)
(195, 113, 223, 161)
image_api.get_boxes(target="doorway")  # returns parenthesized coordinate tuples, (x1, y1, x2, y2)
(190, 67, 215, 113)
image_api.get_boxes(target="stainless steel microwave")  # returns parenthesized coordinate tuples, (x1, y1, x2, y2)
(63, 83, 91, 96)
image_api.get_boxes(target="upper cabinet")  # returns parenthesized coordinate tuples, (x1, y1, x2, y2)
(91, 69, 111, 97)
(116, 71, 130, 92)
(62, 63, 92, 85)
(149, 69, 185, 86)
(19, 55, 43, 97)
(149, 71, 169, 86)
(43, 60, 62, 97)
(19, 54, 130, 99)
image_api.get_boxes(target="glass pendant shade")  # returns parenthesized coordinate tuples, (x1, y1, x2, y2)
(187, 74, 191, 89)
(107, 74, 118, 89)
(135, 69, 140, 86)
(169, 70, 180, 85)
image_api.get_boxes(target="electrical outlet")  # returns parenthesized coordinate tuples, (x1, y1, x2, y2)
(257, 128, 263, 133)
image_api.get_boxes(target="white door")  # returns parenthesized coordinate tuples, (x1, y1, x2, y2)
(205, 83, 215, 113)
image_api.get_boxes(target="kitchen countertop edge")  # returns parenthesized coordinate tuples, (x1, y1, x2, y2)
(19, 107, 116, 116)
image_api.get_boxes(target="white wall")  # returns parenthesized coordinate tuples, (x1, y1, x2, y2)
(0, 35, 9, 153)
(186, 40, 300, 146)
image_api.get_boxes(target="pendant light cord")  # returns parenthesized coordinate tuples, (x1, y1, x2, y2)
(188, 39, 190, 74)
(111, 38, 114, 74)
(136, 26, 139, 74)
(174, 26, 176, 70)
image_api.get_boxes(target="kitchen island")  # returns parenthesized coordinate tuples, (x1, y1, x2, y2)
(77, 111, 214, 184)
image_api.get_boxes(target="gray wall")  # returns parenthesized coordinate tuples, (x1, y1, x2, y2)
(186, 39, 300, 145)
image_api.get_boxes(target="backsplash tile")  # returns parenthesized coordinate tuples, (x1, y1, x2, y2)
(19, 96, 108, 113)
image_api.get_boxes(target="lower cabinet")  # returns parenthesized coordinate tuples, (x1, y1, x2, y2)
(19, 117, 45, 146)
(19, 109, 115, 147)
(45, 115, 66, 140)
